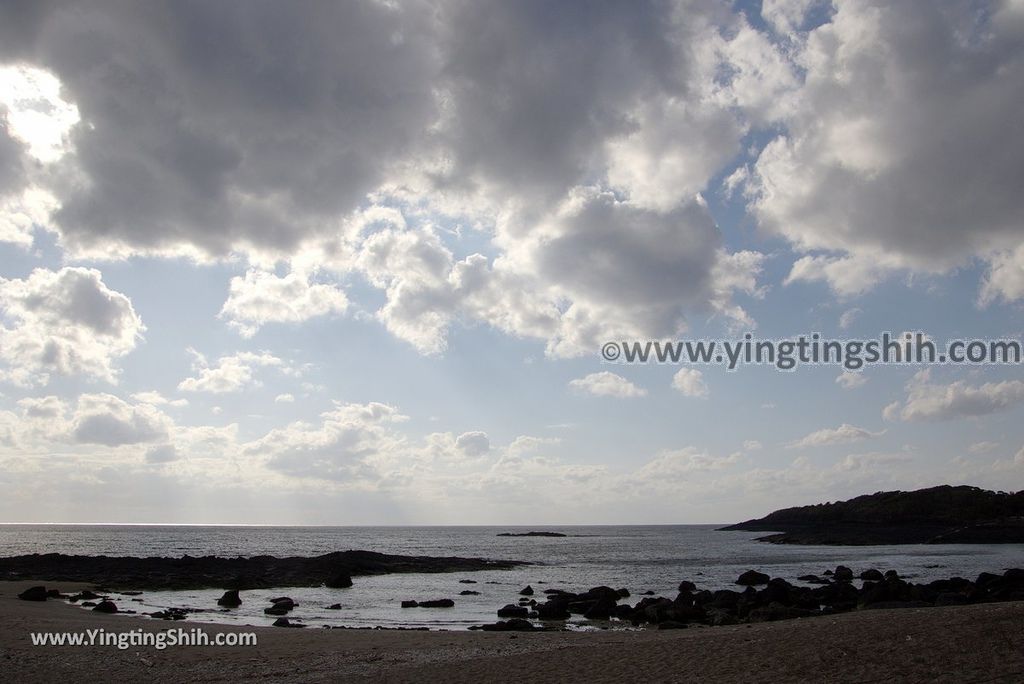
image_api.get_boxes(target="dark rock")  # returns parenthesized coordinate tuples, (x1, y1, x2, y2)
(641, 590, 655, 595)
(834, 566, 854, 582)
(326, 572, 353, 588)
(459, 579, 477, 584)
(935, 592, 968, 606)
(736, 570, 770, 586)
(859, 569, 884, 582)
(617, 587, 631, 597)
(459, 590, 480, 595)
(496, 532, 567, 537)
(474, 618, 539, 631)
(519, 585, 534, 596)
(264, 604, 292, 616)
(797, 575, 829, 584)
(535, 598, 571, 620)
(884, 570, 900, 581)
(497, 604, 529, 618)
(0, 550, 527, 591)
(45, 589, 66, 599)
(327, 603, 342, 610)
(401, 600, 419, 608)
(583, 597, 618, 620)
(18, 586, 48, 602)
(677, 581, 696, 593)
(272, 618, 305, 628)
(417, 599, 455, 608)
(217, 590, 242, 607)
(658, 621, 687, 630)
(93, 600, 118, 614)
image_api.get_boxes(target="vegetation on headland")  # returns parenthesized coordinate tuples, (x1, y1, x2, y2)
(721, 485, 1024, 544)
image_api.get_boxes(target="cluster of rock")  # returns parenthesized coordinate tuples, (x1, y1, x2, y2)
(400, 598, 455, 608)
(476, 567, 1024, 630)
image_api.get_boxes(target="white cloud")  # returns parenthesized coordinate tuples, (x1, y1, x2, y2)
(274, 393, 295, 404)
(744, 2, 1024, 297)
(884, 369, 1024, 423)
(130, 391, 188, 408)
(968, 441, 1000, 455)
(672, 368, 709, 398)
(569, 371, 647, 398)
(788, 423, 885, 449)
(835, 371, 867, 390)
(178, 350, 287, 394)
(70, 393, 169, 447)
(0, 267, 144, 386)
(220, 269, 348, 338)
(838, 307, 862, 330)
(454, 431, 490, 458)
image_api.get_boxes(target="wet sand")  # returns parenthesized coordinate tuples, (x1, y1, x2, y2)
(2, 581, 1022, 683)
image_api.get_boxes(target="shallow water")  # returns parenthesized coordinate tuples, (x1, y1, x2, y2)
(2, 524, 1022, 629)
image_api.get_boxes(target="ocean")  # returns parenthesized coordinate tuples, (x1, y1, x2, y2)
(2, 524, 1022, 630)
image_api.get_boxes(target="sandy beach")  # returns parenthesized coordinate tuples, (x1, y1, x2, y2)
(2, 581, 1022, 683)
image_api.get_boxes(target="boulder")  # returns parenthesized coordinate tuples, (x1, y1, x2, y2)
(859, 569, 884, 582)
(401, 600, 419, 608)
(497, 604, 529, 618)
(617, 587, 631, 598)
(418, 599, 455, 608)
(17, 586, 48, 602)
(264, 604, 292, 616)
(736, 570, 770, 586)
(519, 585, 534, 596)
(459, 590, 481, 595)
(677, 581, 696, 593)
(834, 566, 854, 582)
(459, 579, 477, 584)
(535, 598, 571, 620)
(93, 600, 118, 614)
(326, 572, 353, 589)
(473, 618, 539, 632)
(217, 590, 242, 607)
(272, 618, 305, 628)
(327, 603, 342, 610)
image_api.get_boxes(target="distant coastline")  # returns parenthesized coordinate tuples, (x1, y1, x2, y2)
(722, 485, 1024, 545)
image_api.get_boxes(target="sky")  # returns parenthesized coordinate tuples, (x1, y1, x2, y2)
(0, 0, 1022, 525)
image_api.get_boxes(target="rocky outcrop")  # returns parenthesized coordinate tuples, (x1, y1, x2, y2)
(0, 550, 526, 590)
(721, 485, 1024, 545)
(18, 585, 48, 601)
(217, 590, 242, 607)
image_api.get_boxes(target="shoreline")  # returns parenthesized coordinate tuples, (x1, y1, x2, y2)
(3, 581, 1022, 682)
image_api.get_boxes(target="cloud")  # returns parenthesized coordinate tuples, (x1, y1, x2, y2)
(0, 2, 441, 259)
(671, 368, 709, 398)
(835, 371, 867, 390)
(245, 402, 408, 481)
(569, 371, 647, 398)
(70, 393, 169, 447)
(744, 1, 1024, 298)
(0, 267, 144, 386)
(130, 391, 188, 408)
(838, 307, 862, 330)
(884, 369, 1024, 422)
(454, 431, 490, 458)
(220, 269, 348, 338)
(968, 441, 1000, 455)
(788, 423, 885, 449)
(178, 350, 287, 394)
(274, 393, 295, 404)
(0, 2, 770, 358)
(144, 444, 181, 465)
